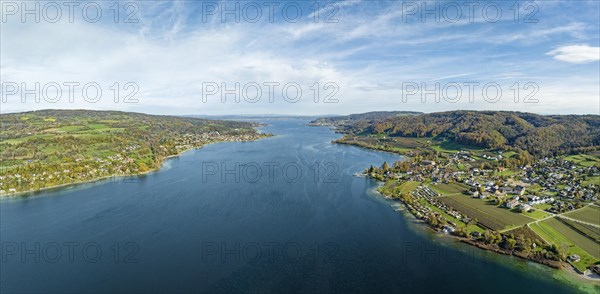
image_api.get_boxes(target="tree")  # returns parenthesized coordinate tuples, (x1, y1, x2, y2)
(382, 161, 389, 172)
(468, 218, 477, 227)
(428, 214, 439, 227)
(505, 237, 516, 250)
(495, 196, 504, 206)
(477, 185, 485, 195)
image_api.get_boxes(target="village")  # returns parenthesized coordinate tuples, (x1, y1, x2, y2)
(0, 131, 268, 195)
(367, 148, 600, 275)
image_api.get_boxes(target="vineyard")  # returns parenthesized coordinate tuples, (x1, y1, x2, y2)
(438, 195, 533, 231)
(563, 205, 600, 226)
(506, 226, 546, 244)
(558, 217, 600, 243)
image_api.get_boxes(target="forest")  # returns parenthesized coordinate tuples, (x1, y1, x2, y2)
(316, 111, 600, 158)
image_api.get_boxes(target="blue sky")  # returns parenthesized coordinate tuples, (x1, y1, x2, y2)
(1, 0, 599, 115)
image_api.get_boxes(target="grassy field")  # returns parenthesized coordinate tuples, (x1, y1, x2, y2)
(564, 154, 600, 167)
(417, 198, 485, 233)
(494, 169, 518, 177)
(432, 139, 485, 153)
(379, 181, 421, 197)
(533, 203, 553, 211)
(530, 218, 599, 272)
(564, 206, 600, 226)
(339, 135, 488, 156)
(543, 218, 600, 259)
(438, 194, 534, 231)
(526, 184, 542, 192)
(524, 209, 552, 220)
(582, 176, 600, 188)
(429, 182, 469, 195)
(400, 181, 421, 194)
(558, 217, 600, 243)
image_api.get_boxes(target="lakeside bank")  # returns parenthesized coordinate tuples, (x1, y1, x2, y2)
(0, 134, 272, 198)
(369, 176, 600, 290)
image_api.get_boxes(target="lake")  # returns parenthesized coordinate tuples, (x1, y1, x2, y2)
(0, 118, 591, 293)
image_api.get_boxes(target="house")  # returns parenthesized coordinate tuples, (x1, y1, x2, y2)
(505, 199, 519, 209)
(567, 254, 581, 262)
(421, 160, 436, 166)
(470, 231, 481, 238)
(515, 185, 526, 196)
(518, 204, 531, 213)
(442, 225, 455, 233)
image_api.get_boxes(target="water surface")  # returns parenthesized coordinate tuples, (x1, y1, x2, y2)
(0, 119, 588, 293)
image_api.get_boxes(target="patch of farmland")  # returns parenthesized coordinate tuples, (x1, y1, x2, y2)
(530, 221, 598, 272)
(438, 195, 534, 230)
(564, 206, 600, 226)
(505, 225, 546, 244)
(557, 217, 600, 243)
(543, 218, 600, 259)
(429, 182, 469, 195)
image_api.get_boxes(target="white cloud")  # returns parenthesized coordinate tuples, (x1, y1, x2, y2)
(547, 45, 600, 64)
(1, 1, 599, 115)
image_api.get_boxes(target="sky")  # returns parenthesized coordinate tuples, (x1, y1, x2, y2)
(1, 0, 599, 115)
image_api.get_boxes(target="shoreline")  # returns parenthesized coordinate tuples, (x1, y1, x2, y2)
(0, 136, 270, 199)
(369, 178, 600, 286)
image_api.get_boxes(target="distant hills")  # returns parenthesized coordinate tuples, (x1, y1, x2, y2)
(309, 111, 423, 124)
(311, 110, 600, 157)
(308, 111, 422, 132)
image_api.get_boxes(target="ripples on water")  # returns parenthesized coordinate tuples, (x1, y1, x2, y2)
(0, 118, 593, 293)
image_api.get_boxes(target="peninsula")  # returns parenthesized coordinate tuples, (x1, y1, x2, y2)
(0, 109, 271, 196)
(311, 110, 600, 278)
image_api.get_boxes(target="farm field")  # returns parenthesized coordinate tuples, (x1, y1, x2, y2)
(399, 181, 421, 195)
(558, 217, 600, 243)
(338, 136, 427, 154)
(416, 198, 485, 233)
(530, 218, 600, 272)
(431, 139, 485, 153)
(564, 154, 600, 167)
(438, 194, 534, 231)
(583, 176, 600, 187)
(379, 181, 421, 197)
(429, 182, 469, 195)
(524, 209, 551, 220)
(533, 203, 553, 211)
(541, 218, 600, 259)
(564, 205, 600, 226)
(505, 225, 546, 244)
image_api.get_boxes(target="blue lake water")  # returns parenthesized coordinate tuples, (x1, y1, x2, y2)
(0, 119, 591, 293)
